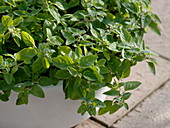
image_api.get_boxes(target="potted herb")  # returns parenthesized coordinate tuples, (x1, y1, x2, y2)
(0, 0, 161, 128)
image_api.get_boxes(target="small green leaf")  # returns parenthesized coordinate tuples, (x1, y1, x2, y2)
(2, 15, 13, 27)
(31, 86, 45, 98)
(21, 31, 36, 47)
(53, 0, 69, 10)
(120, 28, 132, 43)
(141, 15, 151, 28)
(122, 92, 131, 100)
(83, 67, 103, 83)
(122, 2, 138, 13)
(16, 98, 24, 105)
(13, 17, 23, 26)
(67, 67, 78, 76)
(52, 55, 74, 69)
(38, 76, 55, 86)
(147, 62, 156, 75)
(58, 46, 72, 55)
(42, 58, 50, 69)
(103, 50, 110, 60)
(118, 59, 131, 78)
(98, 100, 112, 115)
(48, 5, 60, 24)
(103, 89, 120, 96)
(22, 65, 31, 77)
(149, 20, 161, 35)
(124, 81, 141, 91)
(32, 57, 44, 73)
(0, 55, 3, 65)
(110, 102, 121, 114)
(4, 73, 13, 84)
(16, 48, 37, 63)
(66, 36, 76, 45)
(79, 55, 98, 67)
(98, 59, 106, 66)
(0, 6, 10, 13)
(77, 104, 87, 115)
(123, 103, 129, 110)
(55, 70, 71, 79)
(11, 65, 18, 74)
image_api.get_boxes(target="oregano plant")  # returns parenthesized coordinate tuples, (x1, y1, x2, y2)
(0, 0, 161, 116)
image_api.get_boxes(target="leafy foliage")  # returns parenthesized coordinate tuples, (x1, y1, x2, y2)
(0, 0, 161, 116)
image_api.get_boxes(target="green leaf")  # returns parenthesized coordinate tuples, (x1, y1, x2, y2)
(98, 100, 112, 115)
(0, 6, 10, 13)
(55, 70, 71, 79)
(11, 65, 18, 74)
(52, 55, 74, 69)
(122, 2, 138, 13)
(4, 73, 13, 84)
(124, 81, 141, 91)
(103, 89, 120, 96)
(32, 57, 44, 73)
(42, 58, 50, 69)
(98, 59, 106, 66)
(53, 0, 69, 10)
(58, 46, 72, 55)
(147, 62, 156, 75)
(79, 55, 98, 67)
(100, 66, 110, 74)
(118, 59, 131, 78)
(123, 103, 129, 110)
(122, 92, 132, 100)
(141, 15, 151, 28)
(31, 86, 45, 98)
(103, 50, 110, 60)
(77, 104, 87, 115)
(149, 20, 161, 35)
(47, 36, 64, 46)
(16, 98, 25, 105)
(38, 76, 55, 86)
(48, 5, 60, 24)
(2, 15, 13, 27)
(22, 65, 31, 77)
(0, 94, 9, 102)
(109, 102, 121, 114)
(20, 94, 28, 105)
(21, 31, 36, 47)
(120, 28, 132, 43)
(83, 67, 103, 83)
(151, 14, 161, 24)
(108, 43, 117, 51)
(68, 0, 80, 8)
(13, 17, 23, 26)
(0, 55, 3, 65)
(0, 80, 14, 90)
(67, 67, 78, 76)
(66, 36, 76, 45)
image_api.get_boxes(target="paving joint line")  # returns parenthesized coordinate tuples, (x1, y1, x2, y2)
(110, 77, 170, 127)
(159, 54, 170, 62)
(89, 117, 109, 128)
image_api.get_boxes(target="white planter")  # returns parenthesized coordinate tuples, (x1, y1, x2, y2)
(0, 81, 109, 128)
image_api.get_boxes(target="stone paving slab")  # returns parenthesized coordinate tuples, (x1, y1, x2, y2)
(113, 80, 170, 128)
(93, 56, 170, 127)
(75, 119, 105, 128)
(144, 0, 170, 60)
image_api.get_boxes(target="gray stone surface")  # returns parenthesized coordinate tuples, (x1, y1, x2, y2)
(144, 0, 170, 60)
(93, 56, 170, 126)
(75, 119, 105, 128)
(113, 80, 170, 128)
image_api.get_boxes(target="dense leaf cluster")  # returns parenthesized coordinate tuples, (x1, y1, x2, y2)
(0, 0, 161, 115)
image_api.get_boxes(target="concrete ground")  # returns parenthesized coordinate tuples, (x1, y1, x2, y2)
(113, 80, 170, 128)
(76, 0, 170, 127)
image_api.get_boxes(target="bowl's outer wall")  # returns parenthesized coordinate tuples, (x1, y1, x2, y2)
(0, 82, 108, 128)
